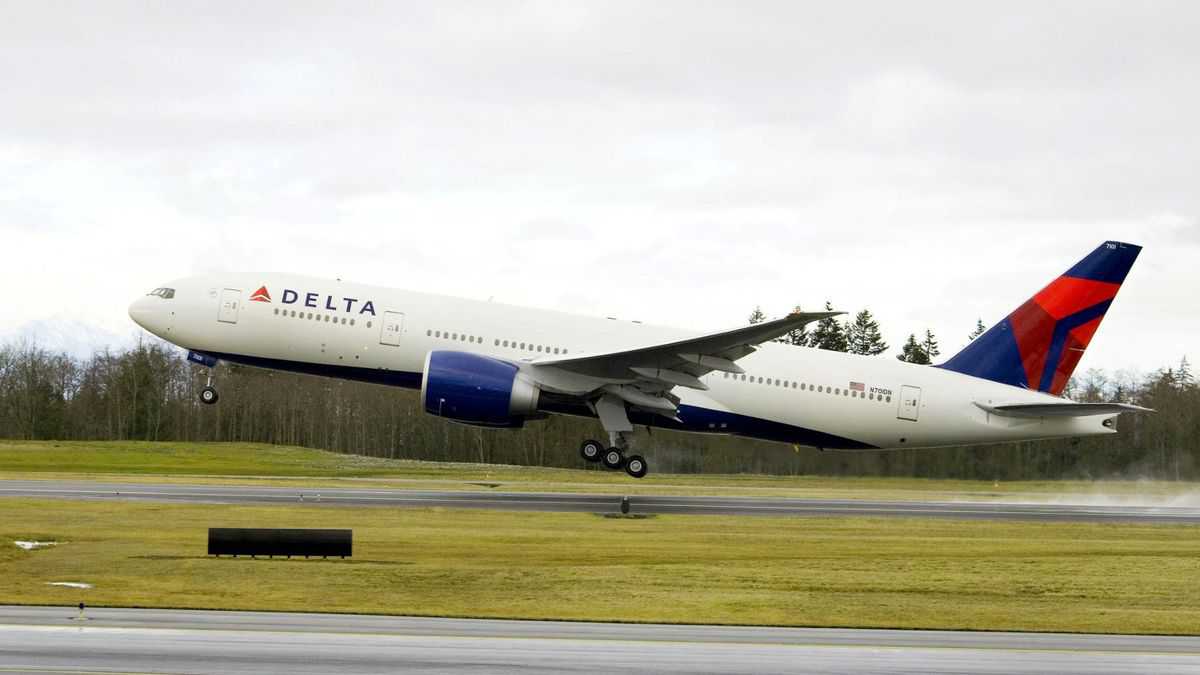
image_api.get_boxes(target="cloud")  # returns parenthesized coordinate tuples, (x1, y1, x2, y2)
(1, 2, 1198, 373)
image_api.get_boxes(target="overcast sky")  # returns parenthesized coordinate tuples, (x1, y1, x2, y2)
(2, 2, 1196, 373)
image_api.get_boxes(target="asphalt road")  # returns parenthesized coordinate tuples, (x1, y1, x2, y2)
(0, 605, 1197, 674)
(2, 478, 1200, 523)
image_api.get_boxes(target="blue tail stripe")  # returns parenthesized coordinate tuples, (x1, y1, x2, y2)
(938, 318, 1027, 389)
(1036, 299, 1112, 392)
(1063, 241, 1141, 284)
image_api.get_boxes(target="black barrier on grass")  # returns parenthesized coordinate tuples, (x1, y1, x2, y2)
(208, 528, 352, 558)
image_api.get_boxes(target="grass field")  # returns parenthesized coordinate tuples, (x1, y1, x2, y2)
(2, 440, 1198, 503)
(3, 497, 1200, 634)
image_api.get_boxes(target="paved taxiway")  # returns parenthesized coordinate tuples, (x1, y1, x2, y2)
(1, 606, 1197, 674)
(2, 478, 1200, 523)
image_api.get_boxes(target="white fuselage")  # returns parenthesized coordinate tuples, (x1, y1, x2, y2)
(128, 273, 1117, 451)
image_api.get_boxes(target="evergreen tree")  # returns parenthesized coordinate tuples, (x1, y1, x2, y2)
(784, 305, 810, 347)
(920, 329, 941, 362)
(846, 309, 888, 356)
(1177, 356, 1194, 389)
(896, 333, 930, 364)
(968, 318, 986, 341)
(747, 305, 766, 325)
(808, 301, 848, 352)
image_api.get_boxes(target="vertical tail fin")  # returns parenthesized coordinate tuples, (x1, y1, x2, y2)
(938, 241, 1141, 395)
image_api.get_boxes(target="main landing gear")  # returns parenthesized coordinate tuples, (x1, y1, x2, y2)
(579, 439, 648, 479)
(580, 394, 650, 479)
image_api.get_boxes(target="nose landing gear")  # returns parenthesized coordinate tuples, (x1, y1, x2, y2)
(199, 371, 219, 406)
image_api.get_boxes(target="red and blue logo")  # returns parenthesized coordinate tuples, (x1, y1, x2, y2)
(939, 241, 1141, 395)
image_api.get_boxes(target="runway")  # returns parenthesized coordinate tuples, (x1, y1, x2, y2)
(2, 478, 1200, 523)
(0, 605, 1197, 674)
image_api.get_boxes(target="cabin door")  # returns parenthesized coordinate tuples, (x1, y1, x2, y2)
(897, 385, 921, 422)
(218, 288, 241, 324)
(380, 311, 404, 346)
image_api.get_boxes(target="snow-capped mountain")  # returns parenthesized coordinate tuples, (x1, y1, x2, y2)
(0, 316, 141, 360)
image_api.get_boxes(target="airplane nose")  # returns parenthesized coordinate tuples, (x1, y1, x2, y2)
(128, 297, 151, 329)
(128, 296, 165, 334)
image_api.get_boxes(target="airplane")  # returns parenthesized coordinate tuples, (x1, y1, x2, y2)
(128, 241, 1149, 478)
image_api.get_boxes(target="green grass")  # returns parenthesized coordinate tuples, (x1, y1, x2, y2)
(3, 497, 1199, 634)
(1, 440, 1198, 502)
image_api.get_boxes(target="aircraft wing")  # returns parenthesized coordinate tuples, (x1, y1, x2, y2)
(530, 310, 840, 389)
(974, 401, 1153, 418)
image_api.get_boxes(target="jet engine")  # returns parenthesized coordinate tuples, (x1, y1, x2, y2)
(420, 351, 541, 428)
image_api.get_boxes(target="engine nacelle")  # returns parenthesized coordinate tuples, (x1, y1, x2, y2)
(420, 351, 540, 428)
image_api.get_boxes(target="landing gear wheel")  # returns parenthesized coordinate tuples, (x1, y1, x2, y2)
(602, 448, 625, 470)
(580, 439, 604, 463)
(624, 454, 648, 479)
(200, 386, 219, 405)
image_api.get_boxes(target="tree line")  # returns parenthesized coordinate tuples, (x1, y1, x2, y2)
(750, 301, 986, 364)
(0, 336, 1196, 480)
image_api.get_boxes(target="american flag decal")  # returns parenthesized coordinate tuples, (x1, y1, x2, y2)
(849, 381, 865, 392)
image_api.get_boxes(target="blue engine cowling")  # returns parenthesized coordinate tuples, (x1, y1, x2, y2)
(420, 351, 541, 428)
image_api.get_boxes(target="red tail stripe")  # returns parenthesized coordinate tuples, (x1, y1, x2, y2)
(1033, 277, 1119, 320)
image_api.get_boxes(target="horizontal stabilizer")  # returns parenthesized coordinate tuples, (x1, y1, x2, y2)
(975, 401, 1153, 418)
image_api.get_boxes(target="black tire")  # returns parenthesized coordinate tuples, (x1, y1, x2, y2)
(602, 448, 625, 470)
(624, 454, 648, 479)
(200, 386, 219, 405)
(580, 439, 604, 463)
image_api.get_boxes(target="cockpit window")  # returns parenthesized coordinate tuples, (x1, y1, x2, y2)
(147, 288, 175, 299)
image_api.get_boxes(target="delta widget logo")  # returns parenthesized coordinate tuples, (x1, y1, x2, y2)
(249, 284, 377, 315)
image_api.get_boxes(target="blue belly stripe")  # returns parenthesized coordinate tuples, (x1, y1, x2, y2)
(201, 351, 877, 450)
